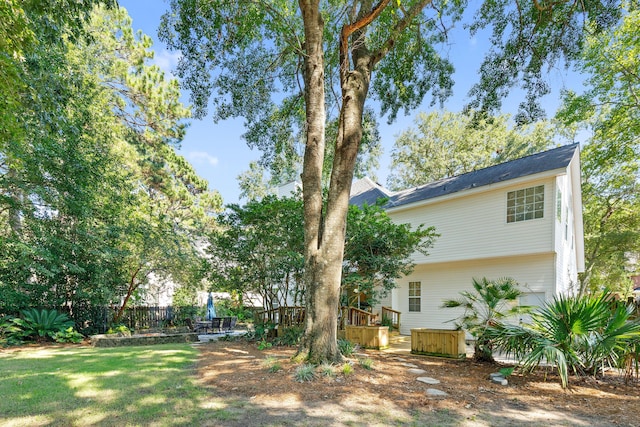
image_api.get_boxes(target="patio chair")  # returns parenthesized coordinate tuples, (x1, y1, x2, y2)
(227, 316, 237, 333)
(211, 317, 222, 334)
(221, 317, 231, 333)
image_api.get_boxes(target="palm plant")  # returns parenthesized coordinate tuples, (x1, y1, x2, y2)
(12, 308, 75, 342)
(442, 277, 526, 362)
(488, 292, 640, 388)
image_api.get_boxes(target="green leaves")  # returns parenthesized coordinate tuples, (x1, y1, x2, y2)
(556, 6, 640, 292)
(13, 309, 75, 341)
(490, 292, 640, 388)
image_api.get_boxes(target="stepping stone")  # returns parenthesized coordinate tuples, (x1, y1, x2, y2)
(401, 362, 418, 368)
(395, 357, 407, 362)
(407, 368, 427, 375)
(417, 376, 440, 385)
(426, 388, 448, 397)
(491, 376, 508, 386)
(489, 372, 508, 385)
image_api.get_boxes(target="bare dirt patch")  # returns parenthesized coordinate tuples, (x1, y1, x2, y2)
(196, 340, 640, 427)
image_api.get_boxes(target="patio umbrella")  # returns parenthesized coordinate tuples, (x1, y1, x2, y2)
(206, 293, 216, 320)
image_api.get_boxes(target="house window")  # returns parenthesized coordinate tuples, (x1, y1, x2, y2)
(507, 185, 544, 223)
(408, 281, 421, 312)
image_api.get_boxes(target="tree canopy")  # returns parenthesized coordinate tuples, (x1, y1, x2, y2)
(0, 4, 220, 330)
(208, 195, 436, 311)
(557, 5, 640, 293)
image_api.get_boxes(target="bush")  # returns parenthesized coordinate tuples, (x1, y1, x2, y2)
(489, 292, 640, 388)
(381, 315, 394, 331)
(274, 326, 303, 346)
(13, 308, 75, 342)
(257, 339, 272, 350)
(338, 338, 356, 357)
(106, 324, 131, 336)
(215, 298, 254, 322)
(53, 327, 84, 343)
(0, 315, 22, 346)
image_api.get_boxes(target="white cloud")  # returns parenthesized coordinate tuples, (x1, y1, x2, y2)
(153, 49, 182, 76)
(187, 151, 219, 167)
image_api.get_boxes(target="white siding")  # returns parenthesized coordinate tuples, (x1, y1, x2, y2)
(553, 168, 581, 295)
(389, 177, 556, 265)
(395, 254, 555, 335)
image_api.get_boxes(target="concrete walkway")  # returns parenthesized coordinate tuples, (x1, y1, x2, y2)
(196, 330, 244, 343)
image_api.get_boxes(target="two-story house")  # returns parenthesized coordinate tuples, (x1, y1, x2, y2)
(351, 144, 584, 334)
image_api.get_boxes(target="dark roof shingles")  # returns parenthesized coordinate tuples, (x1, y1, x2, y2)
(351, 144, 578, 209)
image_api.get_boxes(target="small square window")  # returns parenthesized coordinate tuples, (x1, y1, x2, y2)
(507, 185, 544, 223)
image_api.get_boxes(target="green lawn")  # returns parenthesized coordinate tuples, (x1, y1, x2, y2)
(0, 344, 226, 426)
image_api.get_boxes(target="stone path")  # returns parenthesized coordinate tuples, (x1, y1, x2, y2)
(402, 360, 448, 397)
(401, 359, 509, 398)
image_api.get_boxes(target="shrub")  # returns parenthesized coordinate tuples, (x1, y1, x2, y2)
(338, 338, 356, 357)
(381, 315, 394, 331)
(106, 324, 131, 336)
(257, 339, 272, 350)
(274, 326, 304, 346)
(294, 364, 316, 382)
(0, 315, 22, 346)
(53, 327, 85, 343)
(489, 292, 640, 388)
(13, 308, 75, 342)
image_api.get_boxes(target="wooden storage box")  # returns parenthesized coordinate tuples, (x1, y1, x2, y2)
(345, 325, 389, 349)
(411, 328, 466, 358)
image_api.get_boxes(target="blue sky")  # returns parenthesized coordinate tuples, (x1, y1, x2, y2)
(118, 1, 580, 205)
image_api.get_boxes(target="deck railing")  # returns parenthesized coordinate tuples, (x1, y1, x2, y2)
(339, 306, 378, 330)
(255, 305, 387, 331)
(381, 306, 401, 330)
(254, 306, 306, 327)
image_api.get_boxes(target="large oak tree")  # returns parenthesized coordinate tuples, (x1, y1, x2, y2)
(160, 0, 626, 363)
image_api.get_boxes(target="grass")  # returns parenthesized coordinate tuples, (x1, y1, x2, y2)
(0, 343, 215, 426)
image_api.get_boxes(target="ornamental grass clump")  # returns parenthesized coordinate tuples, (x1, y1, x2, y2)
(294, 364, 316, 382)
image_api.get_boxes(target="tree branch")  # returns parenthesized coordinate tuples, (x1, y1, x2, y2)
(370, 0, 433, 67)
(340, 0, 391, 83)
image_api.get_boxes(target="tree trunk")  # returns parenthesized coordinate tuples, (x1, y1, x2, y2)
(299, 1, 375, 364)
(298, 0, 337, 363)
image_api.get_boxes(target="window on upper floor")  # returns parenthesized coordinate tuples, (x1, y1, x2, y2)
(408, 281, 421, 312)
(507, 185, 544, 223)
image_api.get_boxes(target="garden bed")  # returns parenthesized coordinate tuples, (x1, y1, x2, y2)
(90, 331, 199, 347)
